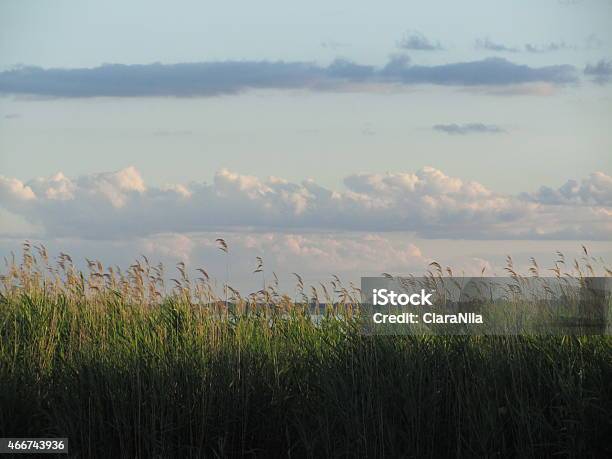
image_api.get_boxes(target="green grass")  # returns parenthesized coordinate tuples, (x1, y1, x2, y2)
(1, 293, 611, 458)
(1, 245, 611, 457)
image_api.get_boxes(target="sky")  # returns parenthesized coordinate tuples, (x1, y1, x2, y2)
(1, 0, 611, 293)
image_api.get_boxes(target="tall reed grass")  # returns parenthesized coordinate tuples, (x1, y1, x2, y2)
(1, 243, 611, 457)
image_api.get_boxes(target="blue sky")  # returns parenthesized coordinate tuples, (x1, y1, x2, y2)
(1, 0, 611, 68)
(0, 0, 611, 291)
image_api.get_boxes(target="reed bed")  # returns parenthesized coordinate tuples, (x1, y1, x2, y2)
(1, 243, 611, 458)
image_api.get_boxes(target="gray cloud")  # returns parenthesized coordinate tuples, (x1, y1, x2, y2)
(524, 42, 569, 53)
(321, 40, 349, 50)
(0, 61, 323, 97)
(397, 31, 443, 51)
(1, 166, 609, 241)
(0, 57, 578, 97)
(520, 172, 612, 207)
(380, 56, 576, 86)
(477, 38, 575, 54)
(475, 38, 519, 53)
(433, 123, 505, 135)
(584, 59, 612, 84)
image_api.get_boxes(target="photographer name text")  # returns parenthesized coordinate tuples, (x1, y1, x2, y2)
(371, 289, 483, 324)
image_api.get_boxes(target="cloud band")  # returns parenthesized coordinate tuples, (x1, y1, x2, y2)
(1, 167, 609, 241)
(0, 57, 578, 97)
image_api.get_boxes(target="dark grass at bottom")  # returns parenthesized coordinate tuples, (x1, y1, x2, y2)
(1, 301, 611, 458)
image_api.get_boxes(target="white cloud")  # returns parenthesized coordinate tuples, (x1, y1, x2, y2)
(3, 231, 609, 295)
(160, 184, 192, 198)
(0, 166, 610, 241)
(0, 176, 36, 202)
(121, 231, 428, 288)
(140, 233, 194, 263)
(29, 172, 75, 200)
(78, 166, 146, 208)
(268, 233, 424, 273)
